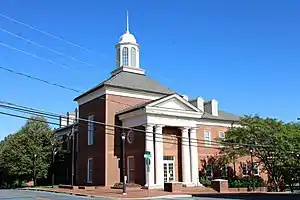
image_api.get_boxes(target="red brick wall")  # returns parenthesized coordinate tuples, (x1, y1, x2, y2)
(77, 96, 106, 186)
(105, 94, 151, 186)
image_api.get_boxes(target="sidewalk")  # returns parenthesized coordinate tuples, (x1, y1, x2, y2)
(23, 186, 216, 199)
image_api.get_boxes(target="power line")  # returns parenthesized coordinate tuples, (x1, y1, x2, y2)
(0, 65, 80, 93)
(0, 42, 79, 71)
(0, 66, 136, 107)
(0, 27, 93, 68)
(0, 108, 229, 150)
(0, 13, 103, 57)
(0, 100, 272, 148)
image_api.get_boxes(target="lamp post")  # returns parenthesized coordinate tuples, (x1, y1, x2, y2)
(33, 154, 37, 186)
(121, 132, 127, 195)
(250, 148, 254, 191)
(51, 138, 58, 188)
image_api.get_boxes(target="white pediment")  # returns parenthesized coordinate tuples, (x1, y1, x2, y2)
(146, 94, 200, 112)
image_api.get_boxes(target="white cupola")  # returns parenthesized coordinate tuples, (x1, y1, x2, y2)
(111, 12, 145, 76)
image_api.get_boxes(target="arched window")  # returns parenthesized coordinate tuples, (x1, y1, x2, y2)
(131, 47, 136, 67)
(122, 47, 129, 66)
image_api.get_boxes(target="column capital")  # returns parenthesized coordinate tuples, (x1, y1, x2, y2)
(155, 124, 165, 129)
(190, 127, 198, 131)
(179, 126, 190, 131)
(142, 124, 155, 128)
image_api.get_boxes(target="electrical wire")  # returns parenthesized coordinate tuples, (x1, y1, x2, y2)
(0, 65, 80, 92)
(0, 42, 79, 72)
(0, 13, 103, 57)
(0, 100, 273, 148)
(0, 27, 93, 68)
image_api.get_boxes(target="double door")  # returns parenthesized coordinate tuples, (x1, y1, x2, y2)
(163, 157, 175, 182)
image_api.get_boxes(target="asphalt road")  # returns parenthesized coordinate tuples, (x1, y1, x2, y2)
(0, 190, 106, 200)
(0, 190, 299, 200)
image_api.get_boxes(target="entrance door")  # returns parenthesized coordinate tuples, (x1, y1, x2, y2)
(163, 156, 175, 182)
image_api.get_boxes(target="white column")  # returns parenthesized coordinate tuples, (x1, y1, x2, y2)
(144, 124, 155, 187)
(190, 127, 199, 185)
(181, 127, 191, 183)
(155, 125, 164, 186)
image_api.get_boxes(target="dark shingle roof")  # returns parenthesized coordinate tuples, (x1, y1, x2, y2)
(202, 110, 240, 122)
(74, 71, 174, 101)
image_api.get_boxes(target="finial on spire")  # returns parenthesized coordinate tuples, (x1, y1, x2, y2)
(126, 10, 129, 33)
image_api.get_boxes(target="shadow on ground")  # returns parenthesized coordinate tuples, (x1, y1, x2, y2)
(192, 193, 300, 200)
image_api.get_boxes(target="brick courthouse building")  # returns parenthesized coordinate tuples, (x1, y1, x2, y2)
(54, 15, 264, 189)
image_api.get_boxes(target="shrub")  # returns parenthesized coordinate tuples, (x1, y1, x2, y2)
(199, 173, 211, 187)
(228, 176, 266, 188)
(112, 182, 141, 189)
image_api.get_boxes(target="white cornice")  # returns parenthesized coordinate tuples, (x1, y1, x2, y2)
(76, 86, 164, 106)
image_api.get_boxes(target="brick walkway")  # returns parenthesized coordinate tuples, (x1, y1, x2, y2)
(26, 186, 217, 199)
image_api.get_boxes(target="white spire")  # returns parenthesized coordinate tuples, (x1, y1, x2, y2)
(126, 11, 129, 33)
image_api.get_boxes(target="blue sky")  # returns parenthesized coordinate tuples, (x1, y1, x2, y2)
(0, 0, 299, 140)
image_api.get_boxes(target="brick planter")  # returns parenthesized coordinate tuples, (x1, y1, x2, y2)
(164, 182, 182, 192)
(211, 179, 228, 193)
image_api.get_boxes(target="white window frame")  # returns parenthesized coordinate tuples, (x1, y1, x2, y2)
(87, 158, 93, 183)
(88, 115, 94, 145)
(204, 130, 211, 146)
(127, 156, 134, 183)
(206, 164, 213, 178)
(219, 131, 225, 147)
(131, 47, 136, 66)
(253, 163, 259, 176)
(122, 47, 129, 66)
(241, 163, 250, 177)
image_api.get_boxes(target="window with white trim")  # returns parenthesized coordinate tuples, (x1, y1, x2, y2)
(88, 115, 94, 145)
(241, 163, 250, 176)
(221, 165, 228, 178)
(122, 47, 129, 66)
(127, 156, 135, 183)
(219, 131, 225, 147)
(206, 164, 213, 178)
(131, 47, 136, 66)
(87, 158, 93, 183)
(204, 130, 211, 146)
(253, 163, 259, 176)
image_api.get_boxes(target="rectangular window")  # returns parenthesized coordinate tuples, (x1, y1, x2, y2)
(221, 165, 228, 178)
(204, 130, 211, 146)
(241, 163, 250, 176)
(88, 115, 94, 145)
(87, 158, 93, 183)
(127, 156, 135, 183)
(219, 131, 225, 147)
(253, 163, 259, 176)
(206, 164, 213, 178)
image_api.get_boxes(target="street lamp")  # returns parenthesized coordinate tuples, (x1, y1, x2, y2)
(33, 154, 37, 186)
(51, 139, 58, 188)
(121, 132, 126, 195)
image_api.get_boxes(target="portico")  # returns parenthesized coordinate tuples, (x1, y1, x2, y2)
(118, 94, 203, 188)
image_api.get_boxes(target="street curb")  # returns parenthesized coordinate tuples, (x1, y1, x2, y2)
(18, 188, 193, 199)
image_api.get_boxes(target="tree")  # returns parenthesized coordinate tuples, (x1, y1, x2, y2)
(220, 115, 300, 191)
(0, 116, 54, 187)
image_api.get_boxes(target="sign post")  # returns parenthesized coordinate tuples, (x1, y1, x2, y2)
(144, 151, 151, 197)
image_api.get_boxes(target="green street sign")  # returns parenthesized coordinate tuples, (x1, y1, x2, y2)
(144, 151, 151, 159)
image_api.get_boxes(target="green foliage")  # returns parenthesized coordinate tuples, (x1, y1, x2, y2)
(220, 115, 300, 191)
(199, 172, 212, 186)
(228, 176, 266, 188)
(0, 116, 54, 188)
